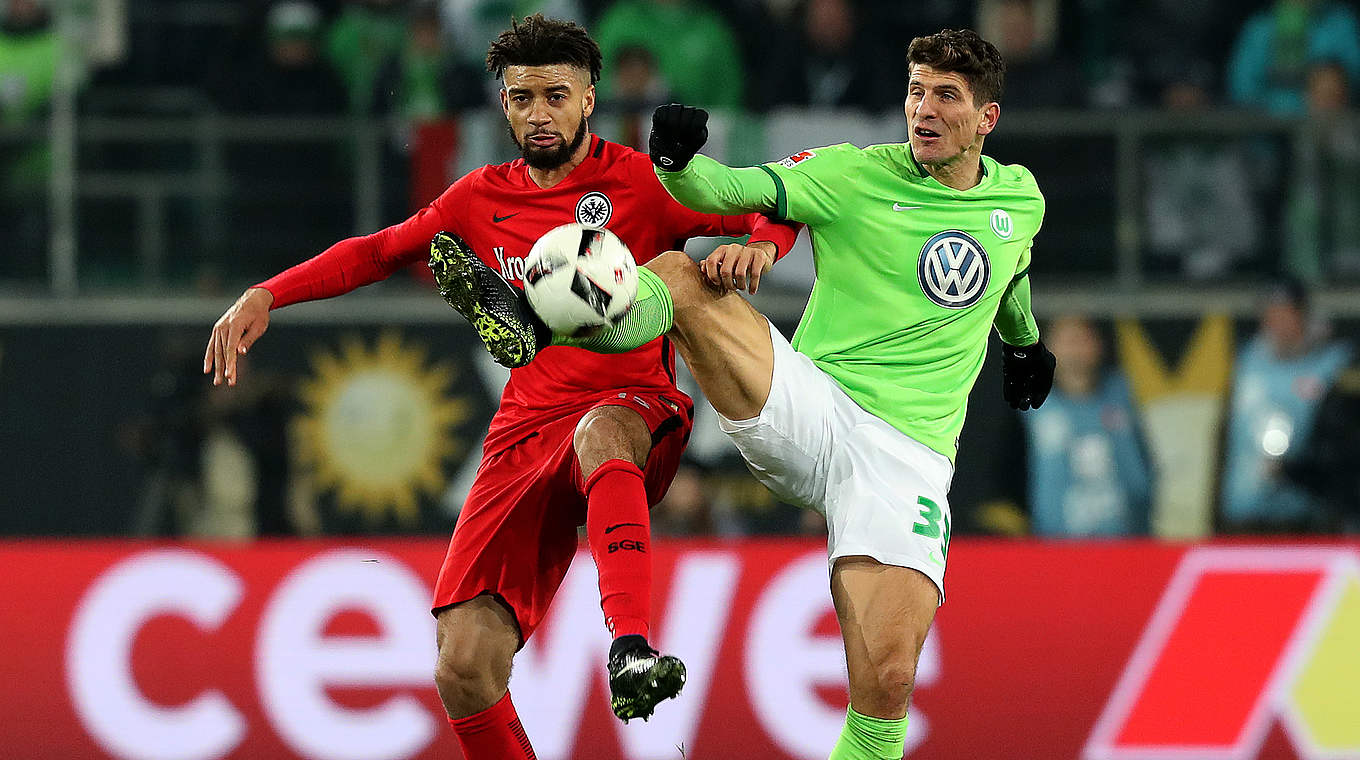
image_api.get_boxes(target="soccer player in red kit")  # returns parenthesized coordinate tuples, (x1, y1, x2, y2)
(203, 14, 796, 759)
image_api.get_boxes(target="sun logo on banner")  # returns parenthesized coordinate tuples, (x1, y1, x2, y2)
(295, 332, 470, 526)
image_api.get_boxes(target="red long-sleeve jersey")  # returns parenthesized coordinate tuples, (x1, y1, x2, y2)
(258, 135, 798, 456)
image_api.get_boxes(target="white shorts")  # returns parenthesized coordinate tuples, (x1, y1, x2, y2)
(718, 322, 955, 602)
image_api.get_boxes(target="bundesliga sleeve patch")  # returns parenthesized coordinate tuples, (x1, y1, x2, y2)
(777, 150, 816, 168)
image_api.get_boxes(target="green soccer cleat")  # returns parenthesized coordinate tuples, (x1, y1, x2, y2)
(607, 635, 687, 723)
(429, 231, 548, 368)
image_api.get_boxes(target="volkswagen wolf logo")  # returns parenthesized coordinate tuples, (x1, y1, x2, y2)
(918, 230, 990, 309)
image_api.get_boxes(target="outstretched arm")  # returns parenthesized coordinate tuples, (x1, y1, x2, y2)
(648, 103, 780, 216)
(205, 185, 462, 385)
(656, 155, 780, 216)
(254, 202, 450, 308)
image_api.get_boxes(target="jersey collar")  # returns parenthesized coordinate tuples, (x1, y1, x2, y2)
(901, 143, 991, 191)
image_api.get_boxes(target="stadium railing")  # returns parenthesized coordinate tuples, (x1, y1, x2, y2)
(2, 107, 1357, 322)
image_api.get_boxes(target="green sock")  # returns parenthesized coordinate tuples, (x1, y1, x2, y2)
(553, 266, 673, 353)
(827, 707, 908, 760)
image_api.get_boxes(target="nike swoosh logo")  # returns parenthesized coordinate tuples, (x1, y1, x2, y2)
(492, 212, 520, 223)
(893, 203, 921, 211)
(604, 522, 644, 534)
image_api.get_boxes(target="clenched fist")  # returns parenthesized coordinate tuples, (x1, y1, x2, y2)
(649, 103, 709, 172)
(1000, 339, 1056, 410)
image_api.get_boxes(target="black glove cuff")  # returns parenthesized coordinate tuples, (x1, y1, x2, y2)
(649, 137, 695, 172)
(1002, 339, 1044, 362)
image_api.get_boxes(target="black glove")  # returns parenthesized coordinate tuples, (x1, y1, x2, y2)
(649, 103, 709, 171)
(1001, 340, 1056, 411)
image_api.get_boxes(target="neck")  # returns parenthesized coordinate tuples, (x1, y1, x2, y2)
(528, 134, 594, 189)
(922, 150, 984, 190)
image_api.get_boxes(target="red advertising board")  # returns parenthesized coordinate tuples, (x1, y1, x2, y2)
(1, 539, 1357, 759)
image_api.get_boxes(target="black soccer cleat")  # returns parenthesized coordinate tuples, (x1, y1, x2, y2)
(429, 231, 549, 368)
(607, 635, 687, 723)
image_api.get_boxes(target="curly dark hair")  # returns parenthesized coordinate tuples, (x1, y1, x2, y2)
(906, 29, 1005, 105)
(485, 14, 603, 85)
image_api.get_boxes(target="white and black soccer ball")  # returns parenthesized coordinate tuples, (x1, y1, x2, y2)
(522, 223, 638, 334)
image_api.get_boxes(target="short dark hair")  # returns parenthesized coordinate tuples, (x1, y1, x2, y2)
(486, 14, 602, 85)
(906, 29, 1005, 106)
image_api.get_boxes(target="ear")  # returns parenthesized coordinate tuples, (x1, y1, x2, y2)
(582, 84, 596, 119)
(499, 85, 509, 116)
(976, 101, 1000, 136)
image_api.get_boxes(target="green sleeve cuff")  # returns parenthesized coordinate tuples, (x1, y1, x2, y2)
(756, 165, 788, 220)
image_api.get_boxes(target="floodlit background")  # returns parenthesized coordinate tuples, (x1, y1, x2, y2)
(1, 1, 1359, 758)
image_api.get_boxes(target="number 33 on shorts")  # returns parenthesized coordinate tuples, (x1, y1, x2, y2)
(913, 495, 951, 568)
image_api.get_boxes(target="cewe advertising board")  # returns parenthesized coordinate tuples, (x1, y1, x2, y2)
(1, 540, 1357, 759)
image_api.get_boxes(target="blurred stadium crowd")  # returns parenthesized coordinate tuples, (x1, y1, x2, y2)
(9, 0, 1359, 116)
(3, 0, 1360, 540)
(4, 0, 1360, 281)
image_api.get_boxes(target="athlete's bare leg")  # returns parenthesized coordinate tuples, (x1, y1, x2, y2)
(831, 558, 938, 719)
(645, 251, 939, 734)
(644, 251, 775, 420)
(434, 596, 519, 718)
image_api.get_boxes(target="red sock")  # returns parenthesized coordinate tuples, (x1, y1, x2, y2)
(585, 458, 652, 640)
(448, 691, 536, 760)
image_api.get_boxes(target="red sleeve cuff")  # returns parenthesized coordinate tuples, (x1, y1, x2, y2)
(251, 282, 281, 308)
(748, 216, 804, 262)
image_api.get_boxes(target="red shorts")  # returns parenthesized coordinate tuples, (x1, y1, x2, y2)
(431, 390, 693, 643)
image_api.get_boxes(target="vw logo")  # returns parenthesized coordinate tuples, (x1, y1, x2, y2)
(575, 191, 613, 226)
(990, 209, 1013, 240)
(918, 230, 991, 309)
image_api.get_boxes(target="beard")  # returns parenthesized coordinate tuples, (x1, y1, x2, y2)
(513, 117, 589, 170)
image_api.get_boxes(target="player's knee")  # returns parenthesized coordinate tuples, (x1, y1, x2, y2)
(854, 643, 923, 713)
(875, 657, 920, 700)
(645, 249, 696, 281)
(433, 605, 516, 717)
(870, 652, 924, 712)
(573, 412, 625, 455)
(851, 660, 919, 717)
(573, 409, 649, 471)
(434, 633, 511, 716)
(646, 250, 708, 310)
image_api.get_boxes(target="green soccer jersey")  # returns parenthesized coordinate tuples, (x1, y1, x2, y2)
(659, 143, 1045, 460)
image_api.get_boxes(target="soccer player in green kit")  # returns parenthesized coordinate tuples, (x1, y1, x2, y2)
(432, 28, 1056, 758)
